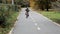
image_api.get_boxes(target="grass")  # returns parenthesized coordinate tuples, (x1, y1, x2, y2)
(0, 11, 19, 34)
(38, 11, 60, 24)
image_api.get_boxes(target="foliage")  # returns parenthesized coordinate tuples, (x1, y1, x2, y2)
(35, 0, 52, 11)
(15, 0, 30, 7)
(0, 4, 19, 28)
(0, 4, 20, 34)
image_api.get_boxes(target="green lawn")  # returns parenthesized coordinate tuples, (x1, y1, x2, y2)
(0, 12, 19, 34)
(38, 11, 60, 24)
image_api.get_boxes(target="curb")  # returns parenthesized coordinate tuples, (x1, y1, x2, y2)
(9, 28, 14, 34)
(8, 12, 21, 34)
(8, 20, 18, 34)
(34, 11, 60, 27)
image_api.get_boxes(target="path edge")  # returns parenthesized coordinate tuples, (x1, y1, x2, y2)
(34, 11, 60, 27)
(8, 11, 21, 34)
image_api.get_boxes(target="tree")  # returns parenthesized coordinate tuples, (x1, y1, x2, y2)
(35, 0, 52, 11)
(0, 0, 2, 3)
(45, 0, 52, 11)
(12, 0, 14, 5)
(15, 0, 23, 5)
(36, 0, 45, 10)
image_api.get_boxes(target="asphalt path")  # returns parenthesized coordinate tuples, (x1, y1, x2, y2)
(11, 8, 60, 34)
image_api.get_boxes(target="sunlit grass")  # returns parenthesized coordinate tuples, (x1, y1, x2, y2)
(38, 11, 60, 24)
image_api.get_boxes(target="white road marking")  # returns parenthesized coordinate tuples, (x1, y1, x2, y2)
(30, 14, 41, 31)
(37, 27, 41, 30)
(35, 23, 38, 26)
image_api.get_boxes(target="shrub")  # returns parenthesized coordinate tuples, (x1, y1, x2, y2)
(0, 4, 19, 28)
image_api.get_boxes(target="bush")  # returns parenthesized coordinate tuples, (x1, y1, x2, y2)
(0, 15, 5, 27)
(0, 4, 20, 28)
